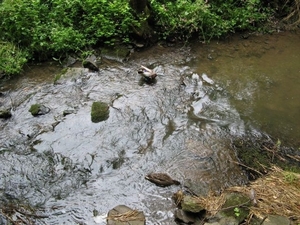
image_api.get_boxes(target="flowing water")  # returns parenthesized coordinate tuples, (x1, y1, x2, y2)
(0, 31, 299, 224)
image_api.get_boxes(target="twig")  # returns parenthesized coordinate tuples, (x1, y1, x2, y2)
(232, 161, 264, 176)
(286, 154, 300, 162)
(259, 216, 268, 225)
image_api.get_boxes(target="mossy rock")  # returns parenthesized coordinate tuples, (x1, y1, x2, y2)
(0, 109, 12, 119)
(91, 101, 109, 123)
(181, 195, 205, 213)
(29, 104, 50, 116)
(220, 193, 250, 223)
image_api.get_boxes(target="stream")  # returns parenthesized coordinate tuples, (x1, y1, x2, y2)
(0, 31, 299, 224)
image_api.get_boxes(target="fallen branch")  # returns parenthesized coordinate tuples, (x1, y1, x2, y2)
(232, 161, 264, 176)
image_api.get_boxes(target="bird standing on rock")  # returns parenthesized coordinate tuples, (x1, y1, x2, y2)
(145, 173, 180, 187)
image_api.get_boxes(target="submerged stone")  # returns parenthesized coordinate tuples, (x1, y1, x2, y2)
(101, 46, 131, 62)
(0, 109, 12, 119)
(63, 109, 76, 116)
(107, 205, 145, 225)
(29, 104, 50, 116)
(91, 101, 109, 123)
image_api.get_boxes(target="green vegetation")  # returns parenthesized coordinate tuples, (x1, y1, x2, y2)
(0, 0, 297, 76)
(0, 42, 27, 76)
(150, 0, 270, 41)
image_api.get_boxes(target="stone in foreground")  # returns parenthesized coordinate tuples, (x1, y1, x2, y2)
(107, 205, 145, 225)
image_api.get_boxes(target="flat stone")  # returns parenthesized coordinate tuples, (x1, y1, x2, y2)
(91, 101, 109, 123)
(204, 216, 238, 225)
(262, 215, 290, 225)
(107, 205, 145, 225)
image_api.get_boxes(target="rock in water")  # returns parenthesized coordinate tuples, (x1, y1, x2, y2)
(107, 205, 145, 225)
(29, 104, 50, 116)
(91, 101, 109, 123)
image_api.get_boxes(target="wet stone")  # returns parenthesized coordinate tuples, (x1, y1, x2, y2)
(181, 195, 205, 213)
(101, 46, 131, 62)
(63, 55, 77, 67)
(174, 209, 201, 224)
(91, 101, 109, 123)
(29, 104, 50, 116)
(63, 109, 76, 116)
(107, 205, 145, 225)
(0, 109, 12, 119)
(82, 54, 100, 71)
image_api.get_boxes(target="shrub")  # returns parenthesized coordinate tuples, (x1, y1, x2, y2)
(0, 42, 28, 76)
(150, 0, 271, 42)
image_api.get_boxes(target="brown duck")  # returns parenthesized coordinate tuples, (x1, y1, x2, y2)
(145, 173, 180, 187)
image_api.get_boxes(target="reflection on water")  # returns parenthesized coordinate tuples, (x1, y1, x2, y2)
(191, 31, 300, 146)
(0, 31, 299, 224)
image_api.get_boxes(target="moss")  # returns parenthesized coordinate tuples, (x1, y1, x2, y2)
(220, 193, 250, 223)
(181, 195, 205, 213)
(29, 104, 42, 116)
(53, 68, 68, 84)
(91, 101, 109, 123)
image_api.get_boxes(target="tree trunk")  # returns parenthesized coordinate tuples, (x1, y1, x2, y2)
(129, 0, 148, 14)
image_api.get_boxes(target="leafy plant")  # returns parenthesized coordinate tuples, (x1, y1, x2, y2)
(150, 0, 271, 42)
(284, 172, 298, 183)
(0, 42, 28, 76)
(234, 207, 240, 217)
